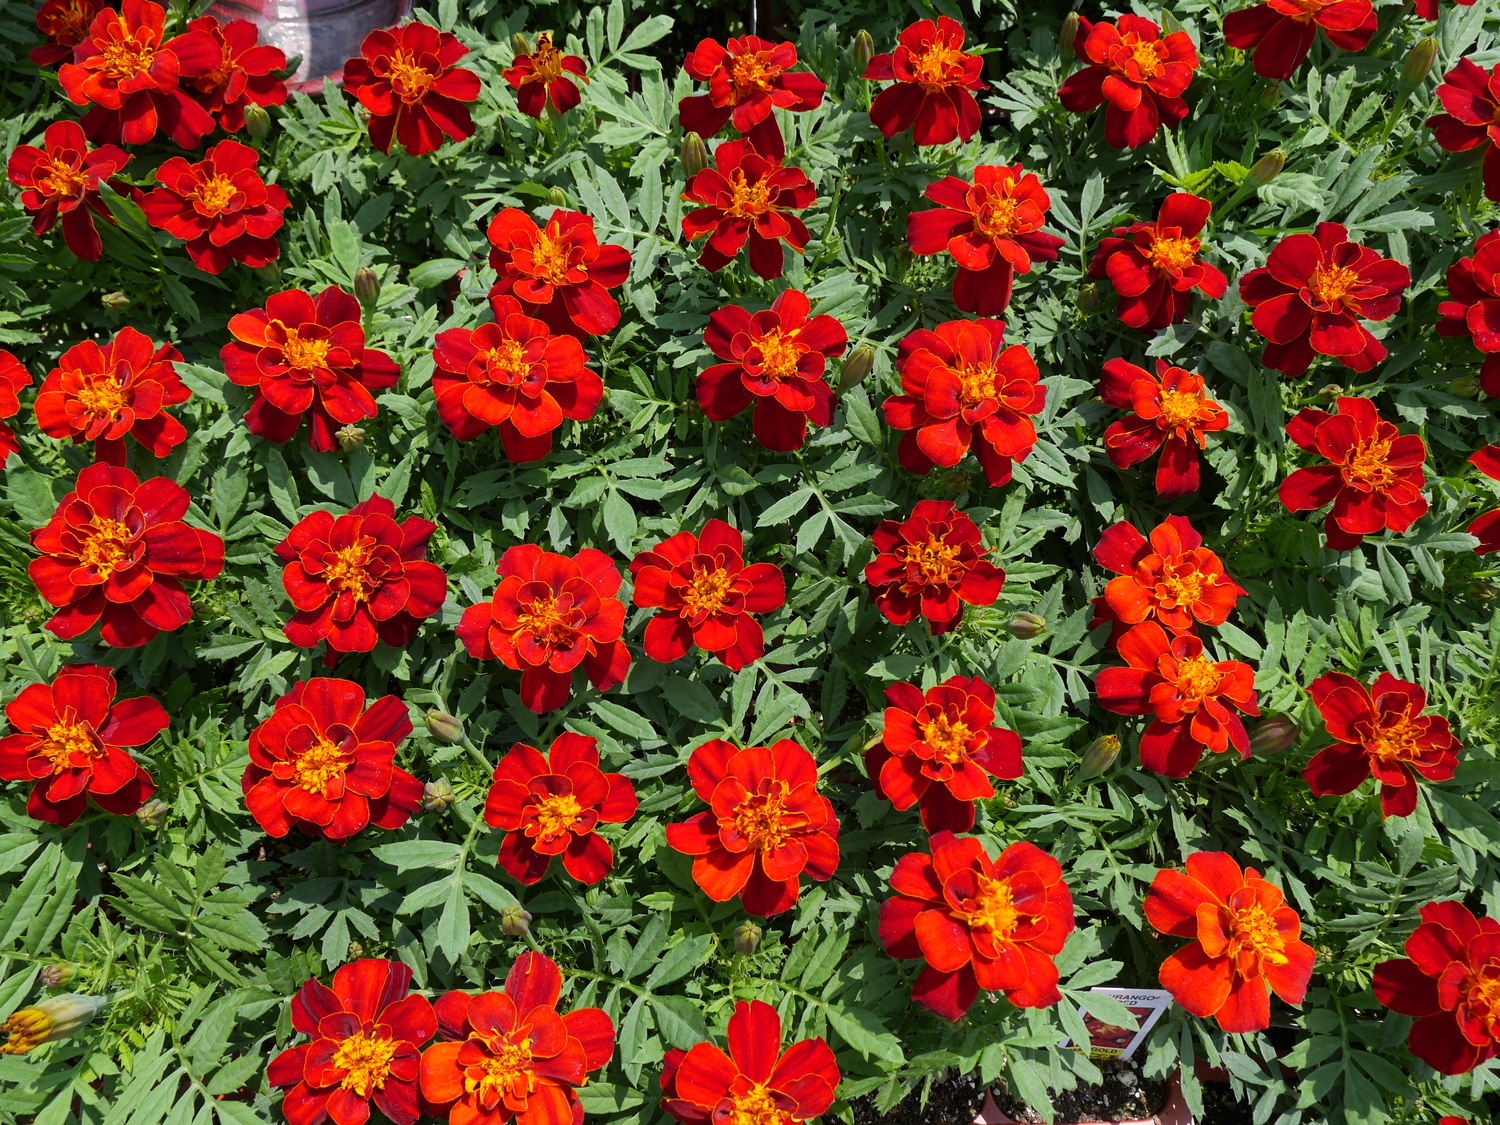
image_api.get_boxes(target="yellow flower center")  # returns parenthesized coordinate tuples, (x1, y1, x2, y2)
(95, 25, 157, 79)
(1341, 438, 1396, 491)
(37, 720, 101, 773)
(481, 338, 532, 384)
(905, 536, 963, 585)
(1174, 656, 1223, 703)
(1366, 714, 1422, 763)
(732, 784, 792, 852)
(726, 171, 775, 219)
(293, 737, 348, 796)
(1147, 235, 1199, 275)
(523, 33, 566, 85)
(753, 330, 803, 382)
(731, 50, 776, 94)
(0, 1010, 53, 1056)
(1461, 963, 1500, 1034)
(332, 1032, 399, 1096)
(515, 595, 573, 645)
(1307, 262, 1361, 307)
(726, 1085, 791, 1125)
(682, 565, 734, 616)
(532, 792, 583, 842)
(1155, 566, 1208, 609)
(966, 873, 1020, 939)
(386, 49, 438, 102)
(192, 174, 240, 215)
(1229, 901, 1289, 966)
(955, 360, 999, 408)
(1155, 388, 1214, 431)
(73, 370, 130, 419)
(976, 197, 1022, 239)
(909, 41, 966, 93)
(278, 327, 332, 372)
(323, 539, 376, 603)
(78, 517, 133, 579)
(41, 0, 95, 41)
(38, 159, 88, 201)
(527, 230, 575, 285)
(1127, 38, 1163, 79)
(465, 1038, 536, 1102)
(920, 714, 973, 764)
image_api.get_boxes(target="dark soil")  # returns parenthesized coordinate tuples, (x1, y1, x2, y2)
(993, 1059, 1166, 1124)
(851, 1069, 988, 1125)
(1199, 1083, 1254, 1125)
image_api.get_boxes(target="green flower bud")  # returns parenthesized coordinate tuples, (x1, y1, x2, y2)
(1259, 84, 1283, 110)
(853, 30, 875, 74)
(547, 186, 568, 209)
(425, 710, 464, 743)
(1450, 374, 1481, 400)
(1403, 38, 1437, 87)
(354, 267, 380, 307)
(1317, 383, 1343, 402)
(501, 906, 533, 936)
(1076, 283, 1100, 310)
(421, 778, 456, 814)
(511, 32, 532, 58)
(244, 104, 271, 141)
(252, 263, 281, 285)
(1248, 149, 1285, 186)
(39, 964, 73, 989)
(837, 344, 875, 392)
(1248, 715, 1299, 755)
(1471, 581, 1499, 603)
(346, 941, 365, 959)
(100, 291, 130, 311)
(1007, 611, 1046, 639)
(1059, 12, 1081, 60)
(1079, 735, 1121, 779)
(335, 424, 366, 451)
(0, 995, 105, 1055)
(135, 799, 168, 828)
(681, 132, 710, 179)
(734, 921, 762, 954)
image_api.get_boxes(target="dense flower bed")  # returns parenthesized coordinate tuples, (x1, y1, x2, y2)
(0, 1, 1497, 1124)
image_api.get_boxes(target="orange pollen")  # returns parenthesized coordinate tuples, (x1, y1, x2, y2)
(530, 792, 583, 842)
(527, 231, 576, 286)
(331, 1033, 399, 1096)
(726, 1085, 790, 1125)
(322, 540, 376, 603)
(909, 41, 966, 92)
(1229, 902, 1289, 966)
(78, 517, 133, 579)
(955, 361, 999, 407)
(905, 536, 963, 585)
(976, 197, 1023, 239)
(279, 327, 332, 371)
(920, 714, 973, 765)
(1307, 262, 1361, 306)
(1147, 235, 1199, 275)
(38, 158, 88, 201)
(94, 25, 157, 79)
(682, 565, 734, 617)
(1174, 656, 1223, 702)
(38, 719, 101, 773)
(732, 785, 792, 851)
(731, 50, 776, 94)
(73, 370, 130, 418)
(465, 1037, 536, 1103)
(1340, 438, 1396, 491)
(726, 170, 775, 219)
(1126, 38, 1164, 79)
(0, 1010, 52, 1056)
(192, 174, 240, 215)
(1155, 565, 1209, 609)
(386, 49, 438, 101)
(753, 330, 803, 382)
(523, 34, 566, 84)
(1366, 716, 1422, 764)
(481, 338, 533, 384)
(515, 595, 571, 643)
(293, 737, 348, 796)
(964, 874, 1020, 938)
(1155, 388, 1213, 431)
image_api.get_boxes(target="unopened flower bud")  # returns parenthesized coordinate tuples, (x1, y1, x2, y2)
(421, 778, 455, 814)
(1450, 374, 1480, 399)
(335, 424, 365, 451)
(0, 995, 105, 1055)
(681, 132, 710, 179)
(244, 104, 271, 141)
(346, 940, 365, 959)
(1079, 735, 1121, 779)
(354, 267, 380, 307)
(1248, 149, 1285, 186)
(1007, 611, 1046, 639)
(853, 30, 875, 74)
(999, 790, 1018, 809)
(511, 32, 532, 58)
(500, 906, 532, 936)
(1318, 383, 1342, 402)
(252, 263, 281, 284)
(1059, 12, 1080, 60)
(425, 710, 464, 743)
(1076, 283, 1100, 311)
(100, 291, 129, 311)
(39, 965, 73, 988)
(1259, 84, 1283, 110)
(547, 186, 568, 209)
(734, 921, 762, 954)
(1403, 38, 1437, 87)
(837, 344, 875, 391)
(1249, 715, 1299, 755)
(1471, 581, 1499, 602)
(135, 799, 167, 828)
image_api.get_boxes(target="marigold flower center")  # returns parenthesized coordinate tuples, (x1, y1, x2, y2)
(1229, 901, 1289, 967)
(752, 330, 803, 382)
(94, 25, 157, 79)
(531, 792, 583, 842)
(1155, 565, 1208, 609)
(976, 197, 1023, 239)
(920, 713, 973, 764)
(1366, 715, 1422, 763)
(1147, 235, 1200, 275)
(515, 595, 574, 645)
(0, 1009, 52, 1056)
(37, 719, 102, 772)
(293, 736, 349, 796)
(1174, 656, 1224, 703)
(955, 360, 999, 408)
(523, 34, 566, 85)
(465, 1037, 536, 1104)
(1125, 38, 1164, 79)
(904, 536, 963, 586)
(1460, 961, 1500, 1033)
(386, 50, 439, 102)
(909, 41, 966, 93)
(42, 0, 94, 40)
(731, 50, 778, 94)
(331, 1032, 399, 1095)
(965, 873, 1020, 939)
(481, 338, 534, 385)
(682, 565, 734, 617)
(731, 784, 793, 851)
(1341, 438, 1397, 492)
(73, 370, 130, 419)
(726, 171, 776, 219)
(527, 230, 577, 286)
(1155, 388, 1214, 431)
(323, 539, 378, 603)
(192, 174, 240, 215)
(78, 517, 134, 579)
(278, 327, 333, 372)
(726, 1084, 789, 1125)
(1306, 262, 1362, 307)
(37, 158, 88, 201)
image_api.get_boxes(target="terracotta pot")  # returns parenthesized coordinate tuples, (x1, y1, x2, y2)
(209, 0, 412, 89)
(973, 1073, 1195, 1125)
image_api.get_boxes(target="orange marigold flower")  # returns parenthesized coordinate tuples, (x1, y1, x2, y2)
(30, 0, 106, 67)
(1087, 193, 1228, 330)
(421, 952, 615, 1125)
(1144, 852, 1316, 1032)
(243, 678, 424, 840)
(1100, 358, 1229, 498)
(664, 738, 839, 917)
(503, 33, 588, 118)
(907, 165, 1065, 316)
(1470, 444, 1500, 554)
(864, 17, 985, 147)
(483, 732, 637, 886)
(267, 958, 435, 1125)
(1224, 1, 1377, 82)
(183, 15, 288, 132)
(58, 0, 220, 148)
(882, 317, 1044, 487)
(1089, 515, 1245, 643)
(659, 1001, 839, 1125)
(863, 500, 1005, 635)
(342, 21, 481, 156)
(0, 664, 165, 826)
(0, 351, 35, 466)
(6, 120, 130, 262)
(879, 831, 1075, 1020)
(140, 139, 290, 274)
(35, 326, 190, 465)
(678, 36, 826, 160)
(1095, 621, 1259, 777)
(1304, 672, 1461, 818)
(486, 208, 632, 339)
(866, 676, 1023, 833)
(681, 139, 816, 281)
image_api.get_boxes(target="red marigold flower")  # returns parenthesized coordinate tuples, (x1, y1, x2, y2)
(504, 32, 587, 118)
(486, 208, 632, 339)
(681, 139, 815, 280)
(664, 738, 839, 917)
(432, 295, 603, 458)
(0, 664, 165, 826)
(35, 327, 190, 466)
(882, 317, 1043, 486)
(1058, 15, 1197, 149)
(1087, 194, 1228, 330)
(222, 286, 400, 450)
(864, 17, 985, 146)
(1095, 621, 1259, 777)
(456, 544, 631, 715)
(243, 678, 423, 840)
(865, 676, 1023, 834)
(183, 15, 288, 132)
(140, 139, 289, 274)
(697, 289, 844, 451)
(1415, 0, 1478, 16)
(1470, 444, 1500, 554)
(863, 500, 1005, 636)
(1090, 516, 1245, 644)
(1223, 0, 1376, 81)
(30, 0, 106, 66)
(28, 463, 224, 647)
(484, 732, 637, 885)
(1303, 672, 1461, 819)
(1279, 396, 1428, 551)
(267, 958, 436, 1125)
(1144, 851, 1316, 1032)
(879, 831, 1074, 1020)
(58, 0, 220, 148)
(275, 496, 447, 661)
(1100, 359, 1229, 498)
(1239, 222, 1408, 378)
(907, 165, 1065, 316)
(6, 120, 129, 262)
(678, 36, 826, 160)
(659, 1000, 839, 1125)
(421, 952, 614, 1125)
(0, 351, 35, 466)
(342, 21, 481, 156)
(631, 519, 786, 670)
(1373, 900, 1500, 1074)
(1437, 230, 1500, 396)
(1429, 59, 1500, 202)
